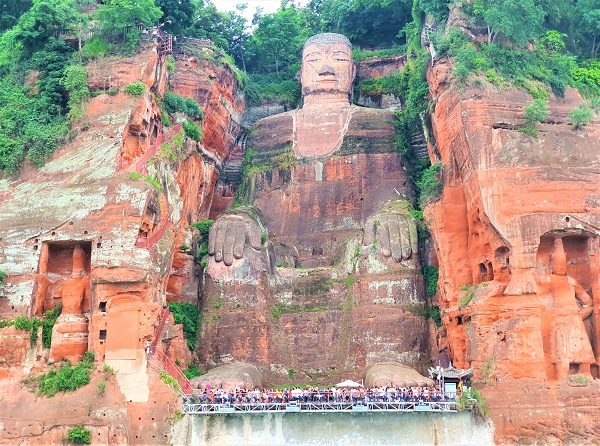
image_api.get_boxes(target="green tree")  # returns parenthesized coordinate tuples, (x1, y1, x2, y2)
(0, 0, 33, 32)
(95, 0, 163, 31)
(155, 0, 195, 34)
(6, 0, 81, 57)
(250, 5, 302, 78)
(524, 98, 549, 125)
(473, 0, 546, 46)
(61, 64, 90, 120)
(187, 2, 249, 69)
(317, 0, 412, 47)
(574, 0, 600, 58)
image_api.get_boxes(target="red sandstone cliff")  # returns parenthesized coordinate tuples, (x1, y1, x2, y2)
(426, 58, 600, 443)
(0, 40, 244, 444)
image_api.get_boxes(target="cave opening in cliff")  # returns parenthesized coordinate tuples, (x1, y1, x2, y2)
(537, 232, 595, 297)
(35, 241, 93, 315)
(494, 246, 511, 281)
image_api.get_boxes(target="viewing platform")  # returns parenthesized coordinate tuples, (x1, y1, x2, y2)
(182, 399, 457, 415)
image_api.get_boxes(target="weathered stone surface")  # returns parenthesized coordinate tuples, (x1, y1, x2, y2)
(0, 366, 174, 445)
(0, 42, 230, 442)
(426, 57, 600, 443)
(190, 363, 263, 390)
(170, 46, 245, 166)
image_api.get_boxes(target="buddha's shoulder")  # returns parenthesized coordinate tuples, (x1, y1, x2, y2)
(348, 105, 396, 128)
(251, 110, 294, 151)
(254, 110, 295, 131)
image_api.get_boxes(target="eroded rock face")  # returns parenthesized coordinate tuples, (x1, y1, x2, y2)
(427, 59, 600, 442)
(166, 46, 244, 304)
(0, 42, 222, 370)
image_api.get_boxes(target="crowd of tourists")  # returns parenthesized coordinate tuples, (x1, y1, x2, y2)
(183, 386, 455, 406)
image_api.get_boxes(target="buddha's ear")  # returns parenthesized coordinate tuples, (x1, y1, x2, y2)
(351, 62, 357, 84)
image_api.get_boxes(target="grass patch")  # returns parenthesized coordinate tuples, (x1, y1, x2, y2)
(566, 373, 592, 386)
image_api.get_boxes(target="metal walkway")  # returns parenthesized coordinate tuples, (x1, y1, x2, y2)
(182, 400, 457, 415)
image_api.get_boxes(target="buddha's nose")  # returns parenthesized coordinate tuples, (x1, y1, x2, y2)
(319, 64, 335, 76)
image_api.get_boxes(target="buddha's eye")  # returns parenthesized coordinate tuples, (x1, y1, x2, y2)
(308, 58, 321, 63)
(334, 57, 349, 62)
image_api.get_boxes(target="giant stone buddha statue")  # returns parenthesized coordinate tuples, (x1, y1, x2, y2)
(200, 33, 429, 384)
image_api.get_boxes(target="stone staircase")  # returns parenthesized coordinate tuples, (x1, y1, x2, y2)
(149, 307, 194, 395)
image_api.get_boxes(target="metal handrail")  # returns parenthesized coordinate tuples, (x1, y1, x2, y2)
(181, 400, 458, 415)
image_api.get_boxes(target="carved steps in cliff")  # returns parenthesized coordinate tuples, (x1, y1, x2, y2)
(217, 130, 248, 185)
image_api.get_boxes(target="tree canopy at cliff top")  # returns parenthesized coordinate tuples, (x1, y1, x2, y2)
(0, 0, 598, 172)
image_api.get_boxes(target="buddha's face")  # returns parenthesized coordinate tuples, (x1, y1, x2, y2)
(301, 41, 355, 98)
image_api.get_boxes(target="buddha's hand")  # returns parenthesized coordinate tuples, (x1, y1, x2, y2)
(363, 204, 418, 262)
(208, 207, 266, 266)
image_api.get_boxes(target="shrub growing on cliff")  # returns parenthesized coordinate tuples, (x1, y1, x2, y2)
(569, 106, 594, 130)
(37, 352, 95, 397)
(42, 305, 61, 348)
(183, 363, 203, 380)
(190, 219, 214, 262)
(183, 120, 202, 142)
(423, 265, 439, 296)
(163, 92, 203, 120)
(416, 162, 442, 207)
(61, 64, 90, 121)
(458, 285, 477, 310)
(124, 82, 146, 96)
(168, 302, 201, 351)
(458, 388, 489, 423)
(520, 98, 548, 136)
(0, 270, 6, 284)
(65, 425, 91, 444)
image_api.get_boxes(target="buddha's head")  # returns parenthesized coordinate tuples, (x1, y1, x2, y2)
(71, 244, 87, 278)
(300, 33, 355, 103)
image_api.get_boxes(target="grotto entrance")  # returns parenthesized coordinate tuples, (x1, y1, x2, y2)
(34, 241, 92, 316)
(536, 230, 600, 381)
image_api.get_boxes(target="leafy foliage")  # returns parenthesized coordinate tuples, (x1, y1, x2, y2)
(423, 265, 439, 296)
(42, 305, 61, 348)
(124, 82, 146, 96)
(168, 302, 200, 351)
(0, 270, 6, 283)
(458, 388, 489, 422)
(416, 162, 442, 207)
(569, 106, 595, 130)
(37, 352, 95, 397)
(182, 363, 203, 380)
(66, 425, 91, 444)
(406, 304, 442, 327)
(182, 120, 202, 142)
(163, 92, 203, 119)
(95, 0, 162, 31)
(61, 64, 90, 120)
